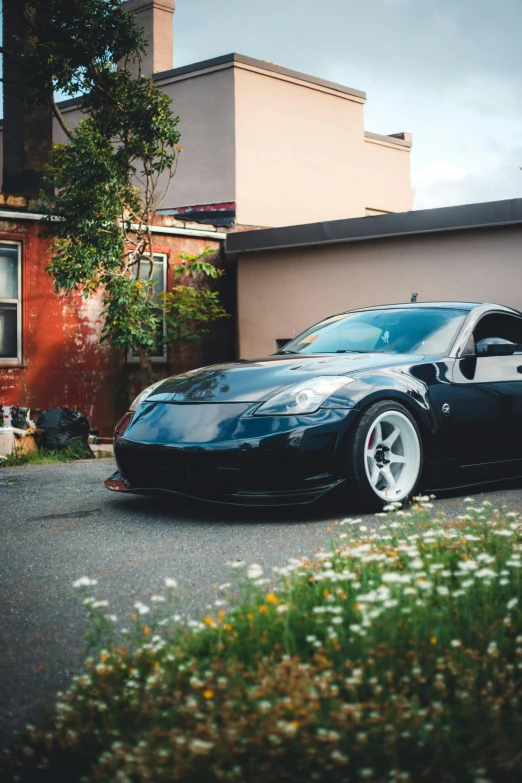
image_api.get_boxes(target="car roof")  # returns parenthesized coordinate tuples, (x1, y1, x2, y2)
(339, 302, 522, 316)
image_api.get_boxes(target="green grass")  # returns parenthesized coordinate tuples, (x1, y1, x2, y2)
(2, 499, 522, 783)
(0, 440, 94, 468)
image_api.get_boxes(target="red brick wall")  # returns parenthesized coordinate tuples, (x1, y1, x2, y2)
(0, 217, 229, 435)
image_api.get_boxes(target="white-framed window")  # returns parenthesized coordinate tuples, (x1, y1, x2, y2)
(127, 253, 168, 363)
(0, 241, 22, 365)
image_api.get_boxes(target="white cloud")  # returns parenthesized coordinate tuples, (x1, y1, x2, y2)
(413, 162, 467, 190)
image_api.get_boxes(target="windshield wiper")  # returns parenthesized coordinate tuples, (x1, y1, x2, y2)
(278, 349, 299, 355)
(335, 349, 384, 354)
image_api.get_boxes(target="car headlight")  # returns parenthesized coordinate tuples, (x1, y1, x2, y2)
(254, 376, 356, 416)
(130, 379, 166, 411)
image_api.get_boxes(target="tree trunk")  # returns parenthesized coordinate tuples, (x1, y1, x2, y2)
(112, 348, 131, 420)
(137, 346, 154, 387)
(2, 0, 53, 197)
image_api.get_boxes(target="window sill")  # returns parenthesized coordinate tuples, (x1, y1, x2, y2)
(0, 362, 28, 369)
(126, 357, 168, 365)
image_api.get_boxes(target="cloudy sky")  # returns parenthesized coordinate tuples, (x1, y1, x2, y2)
(174, 0, 522, 210)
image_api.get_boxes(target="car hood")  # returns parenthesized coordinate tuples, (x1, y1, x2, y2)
(147, 353, 424, 404)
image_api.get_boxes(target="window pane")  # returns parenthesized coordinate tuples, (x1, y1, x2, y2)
(149, 307, 165, 357)
(0, 245, 18, 299)
(129, 256, 166, 360)
(137, 257, 164, 304)
(0, 304, 17, 358)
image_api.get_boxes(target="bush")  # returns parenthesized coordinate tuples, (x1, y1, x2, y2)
(2, 499, 522, 783)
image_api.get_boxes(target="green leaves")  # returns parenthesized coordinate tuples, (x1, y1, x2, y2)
(15, 1, 226, 370)
(100, 275, 161, 351)
(6, 0, 146, 111)
(161, 251, 229, 346)
(19, 0, 215, 368)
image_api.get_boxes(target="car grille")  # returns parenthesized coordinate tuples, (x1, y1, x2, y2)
(116, 446, 291, 499)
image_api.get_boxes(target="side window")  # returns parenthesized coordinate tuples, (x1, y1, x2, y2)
(0, 242, 21, 364)
(473, 314, 522, 356)
(127, 253, 168, 363)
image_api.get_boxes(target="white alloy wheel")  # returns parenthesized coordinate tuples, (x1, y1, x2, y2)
(363, 410, 421, 502)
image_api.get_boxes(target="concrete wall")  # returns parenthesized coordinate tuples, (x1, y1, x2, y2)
(159, 67, 236, 209)
(0, 58, 412, 226)
(234, 66, 366, 227)
(50, 67, 236, 212)
(236, 225, 522, 357)
(233, 65, 413, 227)
(364, 135, 414, 215)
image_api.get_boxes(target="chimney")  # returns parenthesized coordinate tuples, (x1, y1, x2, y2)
(2, 1, 53, 198)
(123, 0, 175, 77)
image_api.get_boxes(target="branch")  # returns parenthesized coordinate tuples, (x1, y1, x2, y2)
(0, 76, 27, 86)
(49, 95, 74, 140)
(151, 155, 179, 213)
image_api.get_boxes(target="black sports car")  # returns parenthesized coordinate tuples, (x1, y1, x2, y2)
(105, 302, 522, 510)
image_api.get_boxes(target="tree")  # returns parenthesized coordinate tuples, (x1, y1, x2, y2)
(3, 0, 227, 381)
(161, 249, 229, 348)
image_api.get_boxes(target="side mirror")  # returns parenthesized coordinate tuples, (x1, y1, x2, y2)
(478, 343, 520, 357)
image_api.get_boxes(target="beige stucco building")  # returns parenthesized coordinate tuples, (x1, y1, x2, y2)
(0, 0, 414, 229)
(227, 199, 522, 358)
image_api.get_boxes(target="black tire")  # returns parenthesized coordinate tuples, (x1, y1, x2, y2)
(343, 400, 423, 512)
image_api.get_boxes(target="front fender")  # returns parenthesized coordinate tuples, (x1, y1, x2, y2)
(325, 363, 453, 464)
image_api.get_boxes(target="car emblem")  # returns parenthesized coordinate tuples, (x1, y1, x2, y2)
(442, 403, 451, 416)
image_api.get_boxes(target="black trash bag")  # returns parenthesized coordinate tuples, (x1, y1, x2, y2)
(36, 408, 93, 457)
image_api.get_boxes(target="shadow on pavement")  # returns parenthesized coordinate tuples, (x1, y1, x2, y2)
(109, 490, 348, 526)
(108, 474, 522, 526)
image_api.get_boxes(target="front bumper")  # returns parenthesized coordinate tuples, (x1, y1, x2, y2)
(105, 402, 357, 506)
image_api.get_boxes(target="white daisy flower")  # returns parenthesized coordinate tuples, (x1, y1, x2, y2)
(72, 576, 97, 588)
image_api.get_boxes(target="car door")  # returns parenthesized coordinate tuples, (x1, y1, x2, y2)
(452, 312, 522, 481)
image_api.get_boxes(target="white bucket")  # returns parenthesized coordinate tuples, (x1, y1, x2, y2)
(0, 427, 15, 457)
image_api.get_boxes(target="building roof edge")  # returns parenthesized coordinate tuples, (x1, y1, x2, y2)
(0, 53, 365, 122)
(226, 198, 522, 254)
(153, 53, 366, 99)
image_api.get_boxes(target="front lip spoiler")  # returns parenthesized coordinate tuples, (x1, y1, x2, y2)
(104, 471, 344, 507)
(104, 472, 132, 492)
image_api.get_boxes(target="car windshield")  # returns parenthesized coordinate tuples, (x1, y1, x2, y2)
(280, 307, 469, 356)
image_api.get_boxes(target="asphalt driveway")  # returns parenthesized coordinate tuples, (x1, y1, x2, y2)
(2, 458, 522, 746)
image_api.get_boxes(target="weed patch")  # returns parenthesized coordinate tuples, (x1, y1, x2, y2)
(0, 440, 93, 468)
